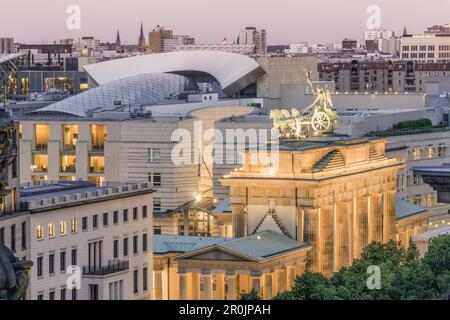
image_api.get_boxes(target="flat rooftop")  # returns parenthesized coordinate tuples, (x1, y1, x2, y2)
(20, 180, 155, 212)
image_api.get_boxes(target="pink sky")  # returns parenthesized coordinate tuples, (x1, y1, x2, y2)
(1, 0, 450, 44)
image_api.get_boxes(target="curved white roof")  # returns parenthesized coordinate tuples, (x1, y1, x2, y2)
(83, 51, 265, 95)
(33, 73, 194, 117)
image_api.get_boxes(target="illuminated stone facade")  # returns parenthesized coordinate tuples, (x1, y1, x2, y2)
(221, 136, 429, 276)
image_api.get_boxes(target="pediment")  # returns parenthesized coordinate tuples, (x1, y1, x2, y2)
(179, 248, 252, 262)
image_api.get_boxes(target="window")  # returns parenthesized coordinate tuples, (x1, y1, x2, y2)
(49, 291, 55, 300)
(148, 148, 161, 162)
(60, 288, 66, 301)
(89, 156, 105, 173)
(142, 206, 148, 219)
(71, 218, 77, 233)
(10, 225, 15, 252)
(427, 145, 434, 159)
(72, 288, 77, 300)
(412, 147, 421, 160)
(82, 217, 88, 231)
(60, 221, 67, 236)
(71, 249, 77, 266)
(89, 284, 99, 300)
(113, 240, 119, 259)
(93, 215, 98, 229)
(154, 227, 162, 235)
(113, 211, 119, 224)
(413, 194, 423, 206)
(153, 198, 161, 212)
(142, 233, 148, 252)
(37, 256, 43, 278)
(60, 251, 66, 272)
(49, 253, 55, 275)
(37, 294, 44, 301)
(438, 143, 447, 157)
(426, 192, 435, 207)
(123, 238, 129, 256)
(123, 209, 129, 222)
(103, 212, 109, 226)
(413, 173, 421, 185)
(48, 223, 55, 238)
(21, 222, 27, 250)
(133, 235, 138, 254)
(148, 172, 162, 186)
(133, 270, 139, 294)
(133, 207, 138, 220)
(0, 227, 4, 244)
(143, 267, 148, 292)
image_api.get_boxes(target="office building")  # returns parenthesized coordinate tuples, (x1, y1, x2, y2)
(0, 38, 14, 54)
(237, 27, 267, 55)
(400, 34, 450, 62)
(6, 180, 154, 300)
(318, 60, 450, 93)
(148, 26, 194, 53)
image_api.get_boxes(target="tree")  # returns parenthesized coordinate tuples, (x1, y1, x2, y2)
(279, 239, 450, 300)
(291, 272, 337, 300)
(388, 261, 439, 300)
(272, 291, 295, 300)
(423, 235, 450, 276)
(239, 289, 261, 300)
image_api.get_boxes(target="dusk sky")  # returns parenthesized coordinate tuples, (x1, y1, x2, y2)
(2, 0, 450, 44)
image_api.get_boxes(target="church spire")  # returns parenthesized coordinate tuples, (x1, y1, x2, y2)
(402, 26, 408, 36)
(116, 29, 121, 46)
(139, 22, 146, 52)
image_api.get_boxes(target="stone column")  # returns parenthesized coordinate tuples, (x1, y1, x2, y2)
(226, 272, 237, 300)
(200, 271, 213, 300)
(179, 270, 187, 300)
(215, 273, 225, 300)
(383, 191, 396, 243)
(297, 207, 304, 242)
(276, 268, 286, 293)
(250, 271, 262, 297)
(294, 262, 306, 277)
(286, 266, 295, 290)
(154, 269, 163, 300)
(264, 272, 273, 300)
(191, 272, 200, 300)
(303, 208, 320, 272)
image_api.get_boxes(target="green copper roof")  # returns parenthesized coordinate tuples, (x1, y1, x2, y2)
(155, 230, 310, 261)
(395, 198, 428, 220)
(153, 235, 228, 255)
(217, 230, 310, 261)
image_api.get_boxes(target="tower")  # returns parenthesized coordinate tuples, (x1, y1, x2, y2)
(116, 29, 121, 46)
(139, 22, 146, 52)
(402, 26, 408, 37)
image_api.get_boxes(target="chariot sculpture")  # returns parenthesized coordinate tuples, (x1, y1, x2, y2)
(270, 71, 339, 139)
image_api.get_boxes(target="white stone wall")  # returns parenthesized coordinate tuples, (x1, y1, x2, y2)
(28, 192, 153, 300)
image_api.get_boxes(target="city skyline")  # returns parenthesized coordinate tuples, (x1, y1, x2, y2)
(2, 0, 450, 45)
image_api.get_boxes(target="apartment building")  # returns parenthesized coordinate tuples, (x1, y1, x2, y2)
(387, 131, 450, 227)
(18, 180, 154, 300)
(318, 60, 450, 93)
(400, 35, 450, 62)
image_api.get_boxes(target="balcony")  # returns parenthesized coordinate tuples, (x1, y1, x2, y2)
(91, 144, 105, 152)
(83, 260, 129, 277)
(34, 144, 48, 152)
(63, 144, 76, 152)
(61, 165, 76, 173)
